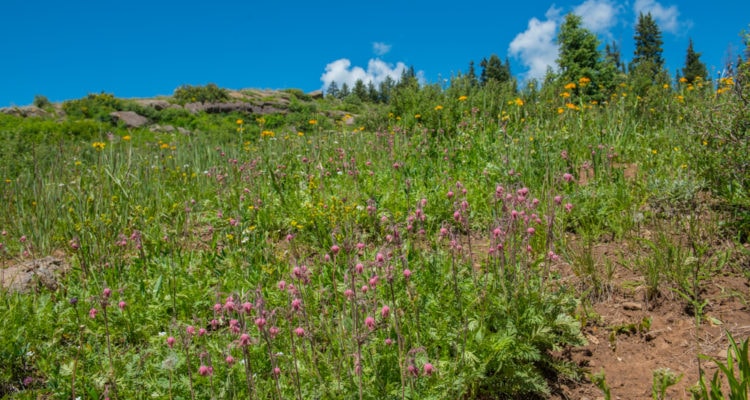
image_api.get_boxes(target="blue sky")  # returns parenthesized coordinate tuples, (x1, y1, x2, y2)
(1, 0, 748, 107)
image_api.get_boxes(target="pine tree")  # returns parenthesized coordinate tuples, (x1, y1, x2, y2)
(630, 12, 666, 88)
(378, 76, 395, 103)
(352, 79, 367, 101)
(326, 81, 340, 99)
(479, 54, 511, 85)
(681, 38, 708, 84)
(339, 83, 350, 99)
(556, 13, 613, 99)
(467, 61, 479, 87)
(605, 41, 625, 73)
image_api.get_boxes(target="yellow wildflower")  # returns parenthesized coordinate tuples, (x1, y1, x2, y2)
(236, 119, 244, 125)
(122, 135, 131, 141)
(564, 82, 576, 90)
(261, 130, 275, 137)
(92, 142, 106, 151)
(434, 105, 443, 111)
(308, 119, 317, 125)
(560, 92, 571, 98)
(458, 95, 468, 101)
(513, 97, 524, 106)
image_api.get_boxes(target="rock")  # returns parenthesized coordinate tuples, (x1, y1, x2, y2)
(184, 101, 285, 115)
(110, 111, 149, 128)
(307, 90, 324, 99)
(0, 105, 49, 118)
(134, 99, 173, 110)
(1, 257, 70, 293)
(622, 301, 643, 311)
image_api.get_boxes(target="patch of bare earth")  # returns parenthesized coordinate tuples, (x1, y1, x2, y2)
(550, 236, 750, 400)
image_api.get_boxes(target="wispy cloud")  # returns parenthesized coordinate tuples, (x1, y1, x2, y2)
(372, 42, 392, 56)
(574, 0, 622, 36)
(320, 58, 418, 90)
(508, 6, 561, 82)
(633, 0, 691, 34)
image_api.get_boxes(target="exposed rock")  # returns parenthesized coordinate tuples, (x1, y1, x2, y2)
(110, 111, 149, 128)
(307, 90, 324, 99)
(184, 101, 286, 115)
(150, 124, 176, 133)
(622, 301, 643, 311)
(1, 256, 70, 293)
(134, 99, 174, 110)
(0, 105, 49, 118)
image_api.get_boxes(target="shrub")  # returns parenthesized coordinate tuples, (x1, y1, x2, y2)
(172, 83, 229, 105)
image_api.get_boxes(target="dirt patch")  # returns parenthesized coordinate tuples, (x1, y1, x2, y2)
(1, 256, 70, 293)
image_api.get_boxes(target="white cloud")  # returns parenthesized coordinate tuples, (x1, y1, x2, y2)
(574, 0, 621, 36)
(372, 42, 392, 56)
(508, 6, 561, 82)
(633, 0, 690, 34)
(320, 58, 415, 90)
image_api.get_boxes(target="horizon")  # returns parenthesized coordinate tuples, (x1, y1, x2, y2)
(1, 0, 748, 108)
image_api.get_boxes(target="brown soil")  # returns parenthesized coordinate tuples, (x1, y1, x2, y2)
(550, 236, 750, 400)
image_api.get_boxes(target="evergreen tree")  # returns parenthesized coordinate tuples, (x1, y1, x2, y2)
(605, 41, 625, 73)
(630, 13, 666, 83)
(339, 83, 351, 99)
(352, 79, 368, 101)
(326, 81, 340, 99)
(367, 81, 379, 103)
(378, 76, 395, 103)
(480, 54, 511, 85)
(682, 38, 708, 84)
(556, 13, 613, 99)
(467, 61, 479, 87)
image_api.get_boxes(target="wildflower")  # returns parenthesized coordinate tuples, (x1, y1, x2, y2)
(414, 114, 421, 119)
(89, 308, 97, 319)
(273, 367, 281, 377)
(408, 364, 419, 377)
(261, 130, 275, 138)
(563, 173, 573, 182)
(679, 77, 688, 83)
(198, 365, 212, 376)
(560, 92, 571, 98)
(578, 77, 591, 85)
(365, 316, 376, 330)
(513, 97, 524, 106)
(186, 326, 196, 335)
(385, 338, 393, 346)
(308, 119, 317, 125)
(458, 95, 468, 101)
(381, 305, 390, 318)
(122, 135, 131, 141)
(565, 203, 574, 213)
(294, 327, 305, 337)
(167, 336, 176, 348)
(423, 363, 435, 376)
(239, 333, 251, 347)
(403, 269, 412, 280)
(102, 288, 112, 299)
(277, 280, 286, 291)
(527, 227, 535, 235)
(434, 105, 443, 111)
(330, 245, 340, 255)
(564, 82, 576, 90)
(118, 301, 126, 311)
(269, 326, 279, 339)
(554, 195, 562, 205)
(557, 107, 564, 114)
(92, 142, 106, 151)
(226, 355, 235, 365)
(255, 317, 266, 329)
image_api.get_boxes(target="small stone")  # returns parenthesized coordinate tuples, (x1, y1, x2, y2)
(622, 302, 642, 310)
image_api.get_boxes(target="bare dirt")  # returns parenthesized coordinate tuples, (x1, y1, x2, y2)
(550, 236, 750, 400)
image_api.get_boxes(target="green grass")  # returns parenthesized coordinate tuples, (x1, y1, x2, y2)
(0, 74, 748, 399)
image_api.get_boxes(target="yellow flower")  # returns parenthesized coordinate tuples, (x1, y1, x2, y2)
(663, 84, 669, 89)
(434, 105, 443, 111)
(92, 142, 106, 151)
(565, 102, 578, 110)
(236, 119, 244, 125)
(578, 77, 591, 85)
(122, 135, 131, 141)
(679, 77, 688, 83)
(458, 95, 468, 101)
(557, 107, 564, 114)
(160, 143, 170, 149)
(261, 130, 275, 137)
(308, 119, 317, 125)
(564, 82, 576, 90)
(74, 160, 82, 166)
(297, 131, 304, 136)
(560, 92, 571, 98)
(651, 149, 658, 155)
(513, 97, 524, 106)
(414, 114, 421, 119)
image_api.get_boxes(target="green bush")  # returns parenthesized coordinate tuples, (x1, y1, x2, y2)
(172, 83, 229, 105)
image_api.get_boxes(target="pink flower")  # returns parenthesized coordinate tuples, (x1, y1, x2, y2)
(88, 308, 97, 319)
(19, 235, 27, 243)
(198, 328, 207, 336)
(355, 263, 364, 274)
(226, 355, 235, 365)
(526, 227, 535, 235)
(381, 305, 390, 318)
(242, 302, 253, 314)
(291, 298, 302, 311)
(118, 301, 126, 311)
(273, 367, 281, 377)
(213, 303, 222, 312)
(554, 195, 562, 205)
(268, 326, 279, 339)
(294, 327, 305, 337)
(239, 333, 251, 347)
(186, 326, 196, 336)
(167, 336, 175, 348)
(344, 289, 354, 299)
(198, 365, 212, 376)
(565, 203, 574, 213)
(254, 318, 266, 329)
(403, 269, 412, 280)
(277, 280, 286, 291)
(365, 316, 376, 330)
(330, 245, 340, 254)
(423, 363, 434, 376)
(102, 288, 112, 298)
(446, 191, 454, 199)
(385, 338, 393, 346)
(408, 364, 419, 377)
(563, 173, 573, 182)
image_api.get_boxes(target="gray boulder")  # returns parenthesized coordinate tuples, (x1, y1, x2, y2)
(110, 111, 149, 128)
